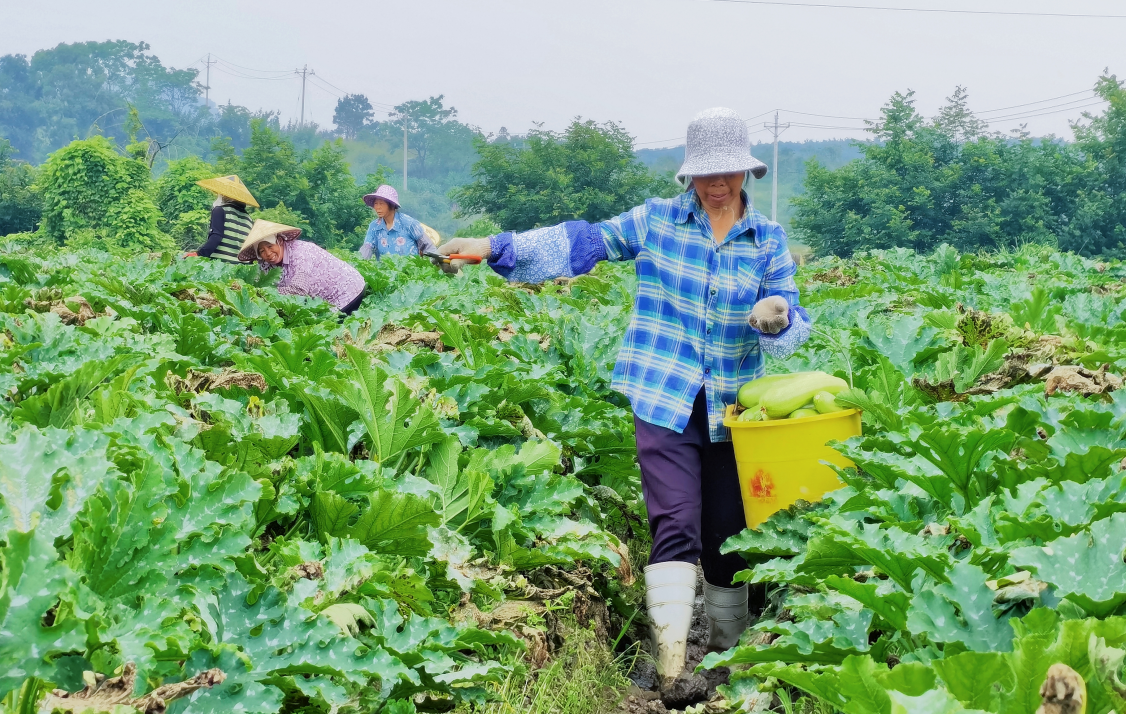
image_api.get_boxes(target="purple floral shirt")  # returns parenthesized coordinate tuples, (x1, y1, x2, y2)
(259, 240, 366, 311)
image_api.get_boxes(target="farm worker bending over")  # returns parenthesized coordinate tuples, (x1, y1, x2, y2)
(437, 108, 810, 688)
(357, 184, 438, 260)
(195, 175, 258, 263)
(239, 220, 368, 315)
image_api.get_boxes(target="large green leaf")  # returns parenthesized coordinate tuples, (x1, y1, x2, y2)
(932, 651, 1014, 710)
(907, 561, 1014, 652)
(11, 354, 129, 427)
(807, 517, 951, 593)
(328, 345, 443, 463)
(0, 528, 86, 697)
(1011, 512, 1126, 617)
(721, 504, 826, 558)
(0, 426, 118, 538)
(825, 575, 910, 631)
(348, 489, 440, 556)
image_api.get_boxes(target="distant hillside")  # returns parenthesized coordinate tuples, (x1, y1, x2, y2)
(636, 139, 867, 232)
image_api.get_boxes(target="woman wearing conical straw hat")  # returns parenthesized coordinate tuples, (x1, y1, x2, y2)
(195, 175, 259, 263)
(238, 220, 367, 315)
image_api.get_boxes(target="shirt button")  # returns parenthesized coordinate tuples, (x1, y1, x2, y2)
(706, 328, 712, 334)
(704, 368, 711, 375)
(710, 288, 717, 296)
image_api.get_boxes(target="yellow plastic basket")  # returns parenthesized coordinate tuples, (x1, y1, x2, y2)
(723, 404, 862, 529)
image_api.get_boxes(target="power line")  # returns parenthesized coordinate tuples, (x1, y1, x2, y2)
(977, 89, 1096, 114)
(778, 109, 874, 121)
(986, 99, 1108, 123)
(211, 55, 294, 76)
(210, 65, 294, 82)
(700, 0, 1126, 19)
(978, 97, 1105, 121)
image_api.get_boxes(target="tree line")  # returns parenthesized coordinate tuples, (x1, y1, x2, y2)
(2, 40, 1125, 258)
(793, 79, 1126, 259)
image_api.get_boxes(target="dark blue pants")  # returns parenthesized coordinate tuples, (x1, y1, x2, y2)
(634, 389, 749, 588)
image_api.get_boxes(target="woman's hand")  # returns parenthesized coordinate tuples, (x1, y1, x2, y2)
(749, 296, 790, 334)
(435, 238, 491, 274)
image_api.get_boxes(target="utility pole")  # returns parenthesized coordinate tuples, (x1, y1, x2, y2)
(203, 54, 217, 110)
(294, 64, 314, 126)
(763, 111, 790, 222)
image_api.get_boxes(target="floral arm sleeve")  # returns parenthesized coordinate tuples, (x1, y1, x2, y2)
(485, 202, 651, 284)
(751, 224, 811, 358)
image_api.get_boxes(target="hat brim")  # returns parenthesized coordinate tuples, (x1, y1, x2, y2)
(676, 154, 768, 182)
(237, 225, 302, 262)
(363, 193, 399, 209)
(196, 176, 260, 208)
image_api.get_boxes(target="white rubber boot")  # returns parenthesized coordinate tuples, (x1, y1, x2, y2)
(644, 561, 698, 682)
(703, 580, 749, 651)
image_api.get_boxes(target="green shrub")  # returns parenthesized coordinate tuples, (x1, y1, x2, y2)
(0, 139, 42, 236)
(252, 202, 311, 237)
(454, 217, 501, 238)
(36, 136, 169, 250)
(168, 208, 211, 250)
(154, 156, 216, 227)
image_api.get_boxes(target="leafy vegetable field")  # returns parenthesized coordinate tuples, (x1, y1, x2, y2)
(2, 243, 1126, 714)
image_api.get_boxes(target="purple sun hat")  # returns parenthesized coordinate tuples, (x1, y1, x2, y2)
(363, 184, 400, 209)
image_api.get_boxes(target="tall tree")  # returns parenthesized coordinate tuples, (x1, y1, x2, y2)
(454, 119, 677, 231)
(0, 41, 205, 163)
(333, 94, 375, 140)
(1067, 74, 1126, 257)
(388, 95, 459, 181)
(792, 86, 1098, 257)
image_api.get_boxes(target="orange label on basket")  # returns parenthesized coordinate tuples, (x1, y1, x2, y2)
(750, 469, 775, 500)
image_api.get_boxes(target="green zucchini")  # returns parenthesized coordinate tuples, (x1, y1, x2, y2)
(813, 391, 845, 414)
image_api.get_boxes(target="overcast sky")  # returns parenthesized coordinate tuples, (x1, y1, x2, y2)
(2, 0, 1123, 146)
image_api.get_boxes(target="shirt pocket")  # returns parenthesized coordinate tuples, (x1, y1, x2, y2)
(735, 258, 768, 305)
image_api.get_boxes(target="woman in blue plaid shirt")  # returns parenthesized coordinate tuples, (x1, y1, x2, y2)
(438, 108, 811, 689)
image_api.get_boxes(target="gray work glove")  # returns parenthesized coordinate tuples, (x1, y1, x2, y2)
(358, 242, 374, 260)
(749, 295, 790, 334)
(435, 237, 491, 275)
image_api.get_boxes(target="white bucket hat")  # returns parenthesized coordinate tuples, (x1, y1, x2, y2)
(676, 108, 768, 185)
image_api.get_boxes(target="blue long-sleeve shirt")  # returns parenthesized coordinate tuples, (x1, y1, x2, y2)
(485, 189, 810, 442)
(361, 212, 435, 259)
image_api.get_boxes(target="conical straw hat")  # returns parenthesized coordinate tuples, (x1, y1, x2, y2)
(421, 223, 442, 246)
(196, 175, 260, 208)
(238, 220, 302, 262)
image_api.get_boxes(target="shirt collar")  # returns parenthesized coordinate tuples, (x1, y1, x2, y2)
(677, 189, 758, 242)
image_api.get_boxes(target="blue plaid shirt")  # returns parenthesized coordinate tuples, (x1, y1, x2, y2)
(487, 189, 809, 442)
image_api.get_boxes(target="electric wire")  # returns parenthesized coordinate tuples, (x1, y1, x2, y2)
(976, 89, 1097, 114)
(699, 0, 1126, 19)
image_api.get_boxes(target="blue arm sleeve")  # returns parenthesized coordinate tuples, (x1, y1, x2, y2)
(487, 221, 607, 283)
